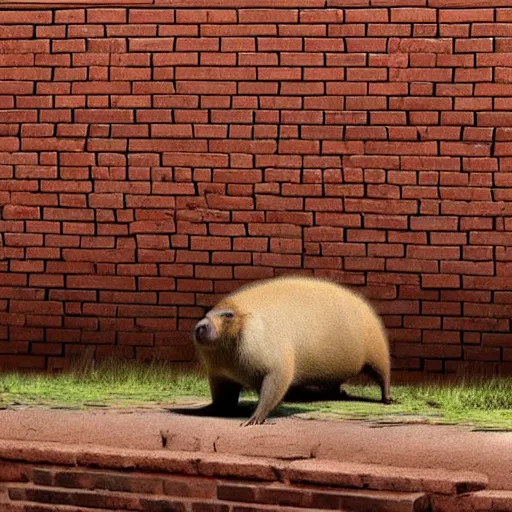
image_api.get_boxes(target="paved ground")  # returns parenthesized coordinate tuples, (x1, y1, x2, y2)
(0, 404, 511, 491)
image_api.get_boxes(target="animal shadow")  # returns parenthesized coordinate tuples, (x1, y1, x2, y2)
(169, 386, 384, 421)
(168, 402, 255, 420)
(283, 385, 384, 405)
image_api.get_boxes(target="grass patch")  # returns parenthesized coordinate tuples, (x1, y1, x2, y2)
(303, 379, 512, 430)
(0, 360, 209, 407)
(0, 360, 511, 430)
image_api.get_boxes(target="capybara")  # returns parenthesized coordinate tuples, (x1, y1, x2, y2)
(192, 275, 391, 426)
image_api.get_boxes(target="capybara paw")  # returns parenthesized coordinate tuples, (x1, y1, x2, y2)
(240, 415, 266, 427)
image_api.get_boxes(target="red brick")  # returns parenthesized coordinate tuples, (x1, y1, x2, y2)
(440, 8, 493, 22)
(87, 8, 127, 23)
(240, 9, 298, 23)
(0, 355, 45, 369)
(369, 24, 412, 37)
(345, 8, 387, 22)
(422, 274, 461, 289)
(67, 276, 135, 290)
(345, 37, 387, 53)
(0, 10, 52, 24)
(473, 23, 512, 37)
(391, 8, 436, 22)
(130, 8, 174, 23)
(389, 37, 452, 54)
(410, 217, 458, 231)
(300, 9, 342, 22)
(390, 67, 453, 83)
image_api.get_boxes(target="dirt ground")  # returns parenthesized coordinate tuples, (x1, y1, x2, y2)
(0, 404, 510, 491)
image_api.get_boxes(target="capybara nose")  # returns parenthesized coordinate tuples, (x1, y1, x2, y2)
(194, 323, 208, 342)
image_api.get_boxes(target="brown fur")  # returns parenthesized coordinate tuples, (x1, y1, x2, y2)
(192, 275, 391, 426)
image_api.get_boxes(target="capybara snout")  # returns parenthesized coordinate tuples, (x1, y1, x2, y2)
(193, 318, 217, 345)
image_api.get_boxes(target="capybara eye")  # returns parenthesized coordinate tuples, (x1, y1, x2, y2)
(221, 311, 234, 319)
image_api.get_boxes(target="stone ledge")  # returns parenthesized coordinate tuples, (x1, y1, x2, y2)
(284, 459, 488, 495)
(0, 440, 489, 495)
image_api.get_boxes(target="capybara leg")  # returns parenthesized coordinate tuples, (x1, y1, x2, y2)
(364, 364, 391, 404)
(242, 370, 293, 426)
(208, 376, 242, 415)
(323, 383, 348, 400)
(380, 377, 392, 404)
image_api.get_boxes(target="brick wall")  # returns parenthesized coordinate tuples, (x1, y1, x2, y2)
(0, 0, 511, 375)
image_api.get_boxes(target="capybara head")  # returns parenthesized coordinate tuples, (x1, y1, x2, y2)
(192, 307, 240, 348)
